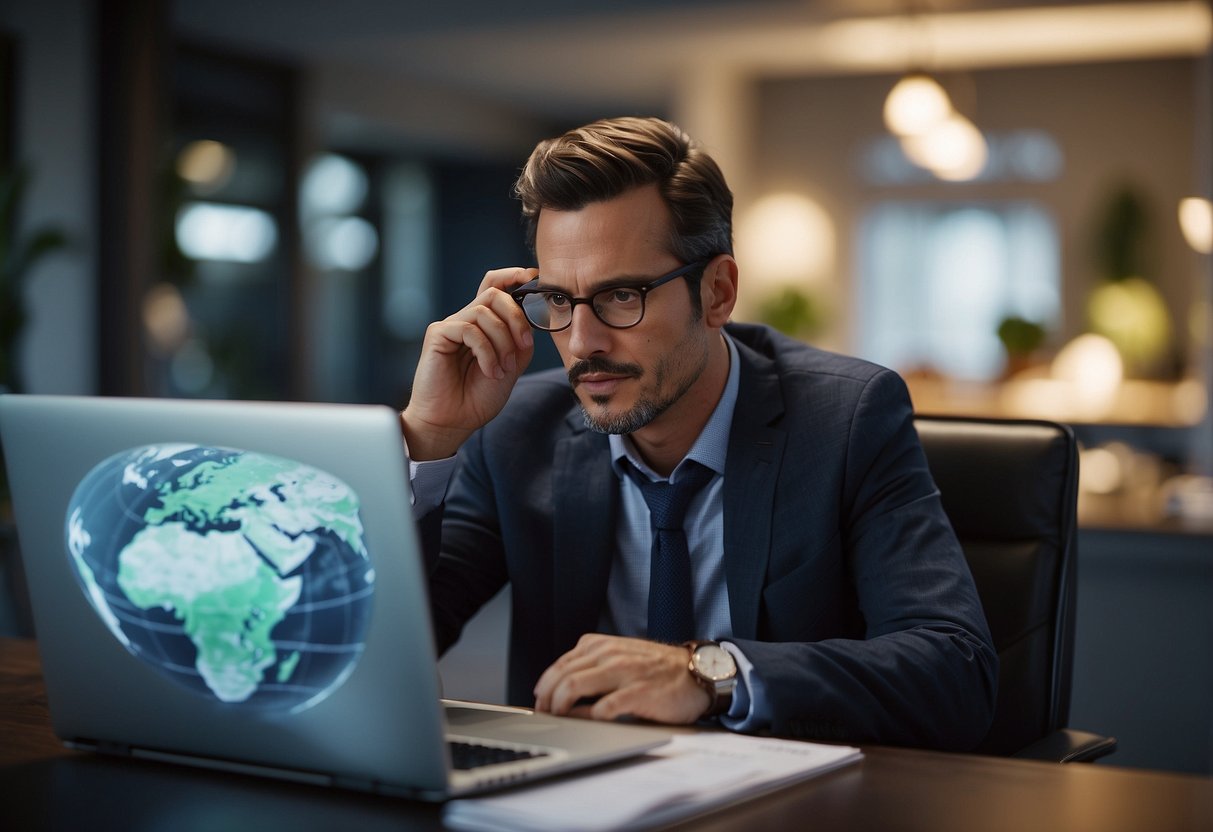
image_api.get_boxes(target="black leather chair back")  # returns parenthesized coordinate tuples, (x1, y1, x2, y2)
(914, 416, 1078, 756)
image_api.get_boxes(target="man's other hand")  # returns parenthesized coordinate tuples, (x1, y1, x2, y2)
(401, 267, 536, 461)
(533, 634, 711, 724)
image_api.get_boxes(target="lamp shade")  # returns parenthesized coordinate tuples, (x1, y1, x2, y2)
(883, 72, 952, 137)
(1178, 197, 1213, 254)
(900, 113, 988, 181)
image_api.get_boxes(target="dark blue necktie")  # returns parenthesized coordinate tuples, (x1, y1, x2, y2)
(624, 460, 714, 643)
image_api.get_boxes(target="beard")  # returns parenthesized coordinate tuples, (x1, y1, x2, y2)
(569, 339, 708, 436)
(580, 391, 670, 435)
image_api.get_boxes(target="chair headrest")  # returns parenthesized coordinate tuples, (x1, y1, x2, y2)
(914, 418, 1076, 540)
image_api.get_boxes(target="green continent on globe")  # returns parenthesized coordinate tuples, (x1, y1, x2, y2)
(118, 522, 302, 703)
(117, 450, 367, 704)
(143, 453, 368, 575)
(67, 443, 373, 712)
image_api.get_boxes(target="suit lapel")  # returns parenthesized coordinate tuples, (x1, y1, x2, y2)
(551, 419, 617, 655)
(544, 334, 786, 648)
(723, 342, 786, 640)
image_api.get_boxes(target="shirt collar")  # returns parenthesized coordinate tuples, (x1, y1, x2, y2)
(609, 331, 739, 483)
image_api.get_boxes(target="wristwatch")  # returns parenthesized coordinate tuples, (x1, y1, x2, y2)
(683, 641, 737, 718)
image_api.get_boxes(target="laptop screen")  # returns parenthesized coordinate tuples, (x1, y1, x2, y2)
(1, 395, 452, 794)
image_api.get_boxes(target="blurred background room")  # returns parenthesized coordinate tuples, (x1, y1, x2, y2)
(1, 0, 1211, 777)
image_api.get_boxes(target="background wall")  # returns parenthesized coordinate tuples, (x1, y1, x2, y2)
(1073, 530, 1213, 775)
(1, 0, 96, 395)
(752, 59, 1199, 359)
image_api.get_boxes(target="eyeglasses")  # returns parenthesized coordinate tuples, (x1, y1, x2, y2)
(511, 261, 708, 332)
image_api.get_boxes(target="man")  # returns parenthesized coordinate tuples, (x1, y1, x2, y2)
(401, 116, 997, 750)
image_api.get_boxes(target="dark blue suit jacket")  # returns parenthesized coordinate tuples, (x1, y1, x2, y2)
(423, 322, 997, 750)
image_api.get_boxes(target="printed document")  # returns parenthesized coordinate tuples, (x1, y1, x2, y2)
(444, 732, 862, 832)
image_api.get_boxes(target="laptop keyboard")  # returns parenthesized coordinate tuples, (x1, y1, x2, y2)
(448, 740, 551, 771)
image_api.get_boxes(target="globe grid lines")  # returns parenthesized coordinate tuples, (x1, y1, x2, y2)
(66, 444, 375, 712)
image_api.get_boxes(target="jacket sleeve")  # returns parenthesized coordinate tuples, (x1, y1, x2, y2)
(420, 426, 511, 657)
(731, 369, 998, 751)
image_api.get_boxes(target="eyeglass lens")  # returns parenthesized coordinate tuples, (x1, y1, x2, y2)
(518, 287, 646, 331)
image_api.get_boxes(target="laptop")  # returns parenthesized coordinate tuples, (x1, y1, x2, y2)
(0, 394, 671, 800)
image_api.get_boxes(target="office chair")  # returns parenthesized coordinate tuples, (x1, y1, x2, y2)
(914, 415, 1117, 763)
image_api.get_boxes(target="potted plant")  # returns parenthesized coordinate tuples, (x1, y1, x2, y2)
(996, 315, 1046, 378)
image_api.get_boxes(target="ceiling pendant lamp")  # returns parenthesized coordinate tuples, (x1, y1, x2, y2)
(883, 71, 952, 137)
(900, 111, 989, 181)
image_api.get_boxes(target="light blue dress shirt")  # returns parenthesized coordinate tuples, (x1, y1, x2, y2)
(600, 333, 765, 729)
(408, 332, 769, 729)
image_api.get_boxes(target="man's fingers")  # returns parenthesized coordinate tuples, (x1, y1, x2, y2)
(466, 300, 528, 375)
(400, 267, 537, 462)
(479, 266, 537, 295)
(429, 295, 531, 380)
(588, 686, 645, 723)
(425, 318, 504, 380)
(462, 285, 535, 356)
(546, 665, 619, 715)
(534, 655, 600, 713)
(535, 635, 654, 715)
(534, 636, 709, 725)
(457, 308, 513, 380)
(590, 681, 709, 724)
(477, 268, 538, 352)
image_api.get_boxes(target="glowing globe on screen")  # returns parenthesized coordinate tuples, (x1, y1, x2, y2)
(65, 444, 375, 712)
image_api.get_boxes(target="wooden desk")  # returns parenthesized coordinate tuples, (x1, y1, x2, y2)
(2, 637, 1210, 832)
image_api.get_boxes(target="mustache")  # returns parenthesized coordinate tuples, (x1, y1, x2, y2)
(567, 357, 643, 386)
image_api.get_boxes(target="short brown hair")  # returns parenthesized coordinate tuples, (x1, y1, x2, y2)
(514, 116, 733, 264)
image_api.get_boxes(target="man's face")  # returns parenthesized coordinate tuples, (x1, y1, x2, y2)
(534, 184, 715, 436)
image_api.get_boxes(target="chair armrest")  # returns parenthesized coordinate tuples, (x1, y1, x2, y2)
(1013, 729, 1118, 763)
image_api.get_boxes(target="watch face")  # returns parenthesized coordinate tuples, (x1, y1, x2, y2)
(693, 644, 737, 682)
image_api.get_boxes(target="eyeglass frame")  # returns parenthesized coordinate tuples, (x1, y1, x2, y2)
(510, 260, 710, 332)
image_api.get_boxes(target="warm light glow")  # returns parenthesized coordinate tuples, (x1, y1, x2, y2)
(394, 2, 1212, 107)
(883, 73, 952, 137)
(142, 283, 190, 354)
(790, 2, 1212, 72)
(736, 193, 835, 291)
(1080, 446, 1124, 495)
(176, 140, 236, 193)
(1174, 377, 1209, 424)
(1051, 333, 1124, 419)
(901, 114, 988, 181)
(918, 2, 1211, 66)
(1162, 474, 1213, 522)
(1087, 278, 1172, 373)
(1178, 197, 1213, 254)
